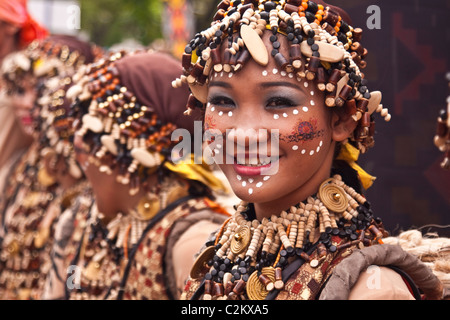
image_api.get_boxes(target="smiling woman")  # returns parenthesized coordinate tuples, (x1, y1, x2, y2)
(173, 0, 445, 301)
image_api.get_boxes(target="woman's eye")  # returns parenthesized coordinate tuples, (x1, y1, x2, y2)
(266, 97, 296, 109)
(208, 96, 235, 108)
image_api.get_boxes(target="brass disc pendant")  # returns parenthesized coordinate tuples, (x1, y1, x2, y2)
(246, 267, 276, 300)
(37, 167, 56, 187)
(318, 179, 348, 213)
(190, 246, 215, 280)
(230, 225, 251, 255)
(136, 194, 160, 220)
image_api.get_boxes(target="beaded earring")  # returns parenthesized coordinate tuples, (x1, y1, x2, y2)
(173, 0, 391, 154)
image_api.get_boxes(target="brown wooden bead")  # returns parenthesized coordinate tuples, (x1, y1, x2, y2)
(216, 0, 230, 10)
(213, 9, 226, 21)
(236, 48, 250, 66)
(274, 52, 289, 70)
(204, 279, 212, 295)
(326, 69, 341, 91)
(287, 0, 302, 6)
(357, 98, 369, 113)
(336, 84, 352, 106)
(182, 53, 192, 70)
(238, 3, 254, 15)
(285, 3, 299, 14)
(353, 28, 363, 42)
(190, 62, 204, 78)
(210, 48, 222, 66)
(233, 279, 246, 295)
(213, 282, 224, 296)
(289, 44, 301, 61)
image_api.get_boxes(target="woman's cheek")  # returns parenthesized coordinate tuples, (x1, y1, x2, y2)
(280, 117, 326, 156)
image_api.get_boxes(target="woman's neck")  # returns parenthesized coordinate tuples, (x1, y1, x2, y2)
(90, 169, 158, 223)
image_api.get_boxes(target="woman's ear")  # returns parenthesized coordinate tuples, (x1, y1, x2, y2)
(330, 108, 357, 142)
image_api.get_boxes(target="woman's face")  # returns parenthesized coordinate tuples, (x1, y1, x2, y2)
(205, 32, 340, 212)
(11, 73, 38, 137)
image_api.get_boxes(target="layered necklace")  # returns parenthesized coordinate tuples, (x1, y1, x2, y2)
(189, 174, 386, 300)
(69, 178, 189, 299)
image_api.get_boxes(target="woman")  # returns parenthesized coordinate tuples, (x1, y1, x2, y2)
(0, 0, 47, 200)
(174, 0, 444, 300)
(0, 35, 97, 299)
(48, 50, 230, 300)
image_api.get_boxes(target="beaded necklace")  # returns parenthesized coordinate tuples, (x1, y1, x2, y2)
(189, 174, 386, 300)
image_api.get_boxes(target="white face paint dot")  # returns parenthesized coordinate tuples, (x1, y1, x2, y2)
(242, 181, 247, 187)
(218, 111, 223, 116)
(206, 102, 211, 108)
(319, 140, 323, 147)
(302, 106, 309, 112)
(211, 106, 215, 112)
(292, 145, 299, 150)
(281, 71, 287, 76)
(263, 176, 271, 181)
(316, 146, 320, 152)
(228, 111, 233, 117)
(301, 149, 306, 154)
(248, 188, 253, 195)
(288, 73, 294, 78)
(274, 114, 280, 119)
(228, 72, 233, 78)
(282, 113, 288, 118)
(256, 182, 263, 188)
(309, 150, 315, 156)
(310, 90, 315, 96)
(304, 82, 309, 88)
(272, 68, 278, 74)
(297, 77, 302, 82)
(262, 70, 268, 76)
(248, 178, 254, 183)
(310, 100, 315, 106)
(293, 109, 299, 115)
(236, 175, 242, 181)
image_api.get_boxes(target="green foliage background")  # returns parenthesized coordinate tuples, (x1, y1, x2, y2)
(79, 0, 219, 49)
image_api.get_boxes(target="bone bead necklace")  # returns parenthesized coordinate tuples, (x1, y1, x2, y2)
(189, 174, 386, 300)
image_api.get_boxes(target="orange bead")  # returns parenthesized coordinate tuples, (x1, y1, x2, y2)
(301, 1, 308, 10)
(315, 14, 322, 22)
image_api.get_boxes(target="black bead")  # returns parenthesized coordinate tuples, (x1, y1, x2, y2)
(269, 34, 277, 42)
(329, 245, 337, 253)
(272, 41, 280, 49)
(264, 1, 276, 11)
(307, 37, 315, 45)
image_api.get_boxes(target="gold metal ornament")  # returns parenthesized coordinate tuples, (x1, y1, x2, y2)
(230, 225, 251, 255)
(246, 267, 276, 300)
(190, 246, 215, 280)
(136, 193, 160, 220)
(37, 167, 56, 187)
(318, 179, 348, 213)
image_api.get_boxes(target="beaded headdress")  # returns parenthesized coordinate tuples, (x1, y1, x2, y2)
(173, 0, 391, 155)
(70, 50, 225, 195)
(1, 36, 101, 179)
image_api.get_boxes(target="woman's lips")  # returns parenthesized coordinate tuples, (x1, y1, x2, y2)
(232, 156, 281, 176)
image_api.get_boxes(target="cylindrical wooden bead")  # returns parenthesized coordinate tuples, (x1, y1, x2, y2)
(233, 279, 246, 295)
(213, 282, 224, 296)
(336, 84, 352, 106)
(353, 28, 363, 42)
(284, 3, 299, 14)
(357, 98, 369, 113)
(258, 274, 274, 291)
(182, 53, 192, 71)
(326, 69, 341, 91)
(274, 52, 289, 70)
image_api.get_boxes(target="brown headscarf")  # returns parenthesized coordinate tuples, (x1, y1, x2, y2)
(115, 51, 194, 134)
